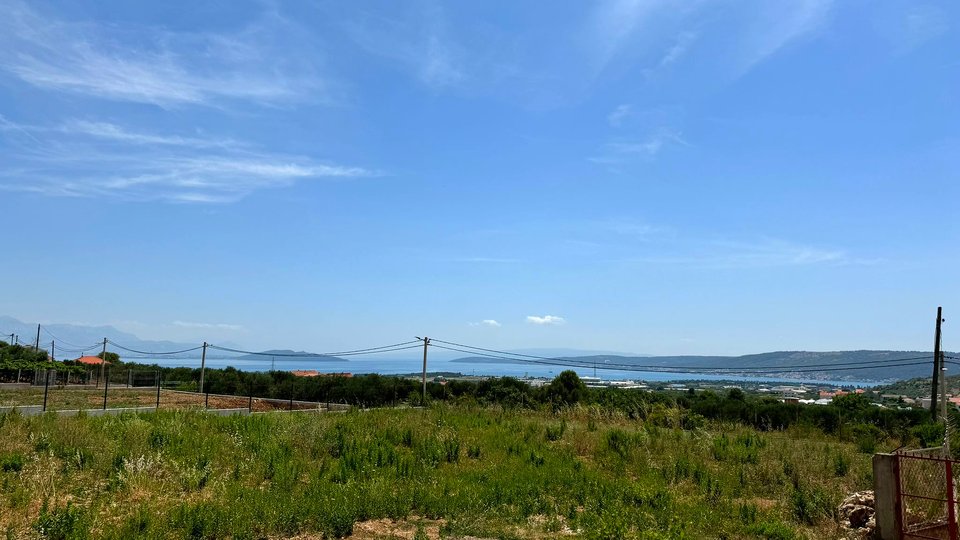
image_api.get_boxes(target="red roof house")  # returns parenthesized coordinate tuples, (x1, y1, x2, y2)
(76, 355, 108, 366)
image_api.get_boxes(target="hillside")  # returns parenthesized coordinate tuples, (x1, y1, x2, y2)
(873, 374, 960, 398)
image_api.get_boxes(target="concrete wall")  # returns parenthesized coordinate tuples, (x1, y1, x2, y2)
(873, 453, 899, 540)
(0, 405, 42, 416)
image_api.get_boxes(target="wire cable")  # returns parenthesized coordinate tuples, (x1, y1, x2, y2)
(207, 340, 421, 358)
(39, 326, 100, 349)
(430, 342, 933, 375)
(430, 338, 933, 372)
(106, 340, 204, 355)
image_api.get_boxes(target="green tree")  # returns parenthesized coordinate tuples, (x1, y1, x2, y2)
(97, 351, 121, 364)
(546, 370, 586, 406)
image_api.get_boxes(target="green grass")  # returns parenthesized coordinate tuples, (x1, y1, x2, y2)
(0, 404, 872, 539)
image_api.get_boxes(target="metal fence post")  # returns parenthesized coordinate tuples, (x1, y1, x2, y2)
(102, 366, 110, 410)
(155, 370, 161, 410)
(42, 369, 50, 412)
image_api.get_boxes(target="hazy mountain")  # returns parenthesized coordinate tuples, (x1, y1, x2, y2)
(0, 316, 211, 358)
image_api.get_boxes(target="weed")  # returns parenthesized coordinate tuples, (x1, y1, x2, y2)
(33, 502, 89, 540)
(0, 453, 24, 472)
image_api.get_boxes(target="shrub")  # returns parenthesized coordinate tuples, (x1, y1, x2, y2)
(790, 485, 834, 525)
(606, 429, 632, 458)
(33, 502, 90, 540)
(833, 451, 850, 477)
(1, 453, 24, 472)
(467, 444, 482, 459)
(443, 436, 461, 464)
(747, 520, 796, 540)
(546, 421, 566, 441)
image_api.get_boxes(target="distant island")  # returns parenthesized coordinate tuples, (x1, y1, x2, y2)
(236, 349, 348, 362)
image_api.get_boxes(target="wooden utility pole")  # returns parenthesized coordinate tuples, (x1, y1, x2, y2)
(198, 342, 208, 394)
(35, 324, 40, 350)
(419, 337, 430, 404)
(50, 341, 55, 362)
(99, 338, 107, 389)
(932, 307, 944, 419)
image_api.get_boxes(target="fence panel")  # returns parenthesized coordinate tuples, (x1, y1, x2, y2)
(898, 450, 959, 540)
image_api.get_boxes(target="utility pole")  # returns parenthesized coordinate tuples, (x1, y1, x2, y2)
(932, 307, 944, 419)
(51, 341, 55, 362)
(422, 337, 429, 403)
(99, 338, 107, 389)
(35, 324, 40, 350)
(941, 351, 950, 455)
(198, 342, 208, 394)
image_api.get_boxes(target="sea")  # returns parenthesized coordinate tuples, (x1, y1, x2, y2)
(130, 355, 877, 388)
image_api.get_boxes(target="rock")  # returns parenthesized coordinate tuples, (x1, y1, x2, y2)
(838, 490, 876, 537)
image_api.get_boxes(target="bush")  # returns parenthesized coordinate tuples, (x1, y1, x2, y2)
(1, 453, 24, 472)
(790, 485, 834, 525)
(33, 502, 90, 540)
(545, 421, 566, 441)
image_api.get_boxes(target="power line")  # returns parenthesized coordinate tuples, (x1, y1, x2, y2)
(106, 340, 205, 355)
(39, 327, 98, 349)
(207, 340, 422, 358)
(430, 338, 933, 372)
(429, 342, 933, 375)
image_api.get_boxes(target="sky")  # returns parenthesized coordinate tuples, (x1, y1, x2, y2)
(0, 0, 958, 356)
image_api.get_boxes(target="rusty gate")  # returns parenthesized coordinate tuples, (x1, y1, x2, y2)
(897, 449, 959, 539)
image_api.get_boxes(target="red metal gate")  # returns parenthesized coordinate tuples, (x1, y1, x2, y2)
(897, 450, 959, 540)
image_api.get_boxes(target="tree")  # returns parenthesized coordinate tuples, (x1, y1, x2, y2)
(97, 351, 121, 364)
(546, 370, 586, 406)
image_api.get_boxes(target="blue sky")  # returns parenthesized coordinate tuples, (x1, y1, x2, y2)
(0, 0, 957, 356)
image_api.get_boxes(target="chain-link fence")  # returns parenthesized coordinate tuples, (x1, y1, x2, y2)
(898, 448, 959, 540)
(0, 368, 350, 415)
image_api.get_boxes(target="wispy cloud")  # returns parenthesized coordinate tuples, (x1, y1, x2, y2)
(590, 128, 689, 167)
(0, 1, 326, 107)
(526, 315, 566, 326)
(586, 0, 832, 81)
(60, 121, 242, 149)
(607, 104, 634, 127)
(469, 320, 502, 328)
(346, 5, 464, 89)
(625, 238, 873, 270)
(735, 0, 833, 74)
(659, 31, 697, 67)
(173, 321, 244, 331)
(0, 117, 373, 203)
(588, 0, 670, 73)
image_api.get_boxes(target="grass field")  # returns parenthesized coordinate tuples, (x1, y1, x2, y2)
(0, 388, 323, 413)
(0, 404, 873, 539)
